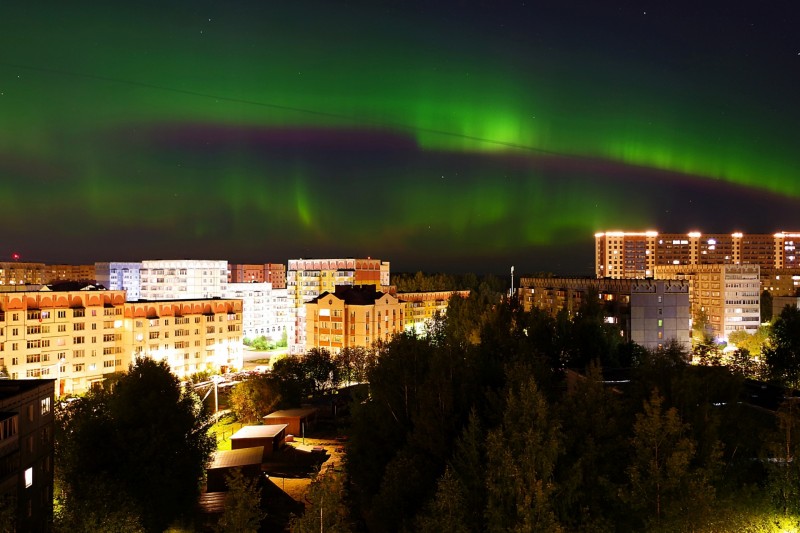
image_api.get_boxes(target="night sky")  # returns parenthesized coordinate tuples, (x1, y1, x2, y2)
(1, 1, 798, 274)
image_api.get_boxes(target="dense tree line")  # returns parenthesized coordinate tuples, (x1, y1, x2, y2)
(339, 297, 800, 532)
(54, 358, 215, 532)
(391, 271, 508, 293)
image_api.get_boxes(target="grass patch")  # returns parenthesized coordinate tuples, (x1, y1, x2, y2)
(209, 413, 244, 451)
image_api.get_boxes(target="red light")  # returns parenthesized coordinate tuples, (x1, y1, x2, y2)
(11, 253, 20, 261)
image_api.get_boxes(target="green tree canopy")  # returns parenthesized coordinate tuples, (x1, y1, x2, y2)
(55, 358, 215, 532)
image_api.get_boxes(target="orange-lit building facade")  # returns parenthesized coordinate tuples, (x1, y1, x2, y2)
(0, 263, 46, 286)
(397, 290, 470, 335)
(287, 258, 390, 354)
(596, 231, 800, 279)
(228, 263, 286, 289)
(0, 287, 243, 395)
(43, 264, 95, 283)
(304, 285, 403, 354)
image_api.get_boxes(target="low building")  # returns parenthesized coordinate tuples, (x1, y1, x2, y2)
(0, 379, 55, 533)
(229, 425, 287, 459)
(206, 446, 264, 492)
(773, 296, 800, 318)
(264, 407, 317, 437)
(519, 277, 691, 351)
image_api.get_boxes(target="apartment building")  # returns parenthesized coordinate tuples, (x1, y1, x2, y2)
(228, 263, 286, 289)
(125, 298, 243, 380)
(43, 264, 95, 284)
(518, 277, 691, 351)
(139, 260, 227, 300)
(0, 263, 46, 286)
(654, 264, 760, 341)
(95, 261, 142, 300)
(0, 286, 243, 395)
(596, 231, 800, 278)
(287, 258, 389, 354)
(223, 283, 289, 341)
(397, 290, 470, 335)
(0, 379, 54, 532)
(304, 285, 403, 354)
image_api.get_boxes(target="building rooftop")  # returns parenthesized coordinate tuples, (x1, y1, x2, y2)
(0, 379, 55, 401)
(264, 407, 318, 419)
(230, 424, 287, 440)
(310, 285, 389, 306)
(207, 446, 265, 470)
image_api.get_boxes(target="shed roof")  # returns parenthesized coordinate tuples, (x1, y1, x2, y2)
(230, 424, 287, 440)
(264, 407, 318, 419)
(208, 446, 264, 470)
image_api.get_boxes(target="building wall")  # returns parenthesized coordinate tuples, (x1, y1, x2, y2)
(0, 289, 243, 394)
(140, 260, 228, 300)
(287, 258, 387, 354)
(43, 264, 95, 284)
(0, 380, 55, 532)
(398, 290, 470, 335)
(125, 299, 243, 380)
(654, 264, 760, 341)
(224, 283, 289, 341)
(0, 263, 46, 286)
(596, 231, 800, 279)
(304, 288, 403, 354)
(95, 262, 142, 300)
(519, 277, 690, 351)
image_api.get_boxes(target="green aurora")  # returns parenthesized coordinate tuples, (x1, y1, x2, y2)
(0, 1, 798, 271)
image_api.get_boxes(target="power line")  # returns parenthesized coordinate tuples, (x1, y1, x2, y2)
(0, 61, 568, 157)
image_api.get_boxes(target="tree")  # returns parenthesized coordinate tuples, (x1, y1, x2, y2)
(415, 467, 470, 533)
(303, 348, 338, 394)
(56, 358, 215, 532)
(627, 389, 715, 530)
(228, 376, 281, 423)
(215, 468, 265, 533)
(761, 289, 773, 323)
(765, 401, 800, 518)
(334, 346, 373, 386)
(485, 374, 562, 533)
(728, 326, 771, 357)
(289, 472, 351, 533)
(764, 305, 800, 387)
(271, 355, 311, 406)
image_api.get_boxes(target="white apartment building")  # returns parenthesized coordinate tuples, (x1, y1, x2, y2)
(223, 283, 290, 342)
(139, 260, 228, 300)
(95, 262, 142, 300)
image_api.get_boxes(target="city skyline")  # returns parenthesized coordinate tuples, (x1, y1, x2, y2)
(2, 1, 798, 273)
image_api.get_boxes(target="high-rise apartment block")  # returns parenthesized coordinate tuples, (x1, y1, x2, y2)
(0, 379, 54, 532)
(43, 264, 95, 284)
(286, 258, 389, 354)
(139, 260, 228, 300)
(0, 286, 243, 395)
(95, 261, 143, 300)
(595, 231, 800, 278)
(228, 263, 286, 289)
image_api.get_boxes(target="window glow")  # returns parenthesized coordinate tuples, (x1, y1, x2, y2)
(25, 467, 32, 488)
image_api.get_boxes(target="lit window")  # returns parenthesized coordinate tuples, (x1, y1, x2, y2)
(25, 467, 33, 488)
